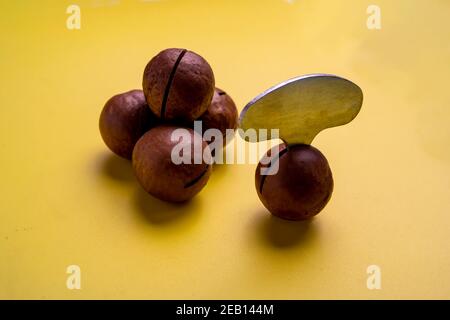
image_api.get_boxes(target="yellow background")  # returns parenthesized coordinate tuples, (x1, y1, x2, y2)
(1, 0, 449, 299)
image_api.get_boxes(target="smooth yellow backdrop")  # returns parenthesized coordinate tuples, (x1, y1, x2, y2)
(1, 0, 449, 299)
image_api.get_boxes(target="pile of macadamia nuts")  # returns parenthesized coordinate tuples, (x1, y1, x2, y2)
(99, 48, 238, 202)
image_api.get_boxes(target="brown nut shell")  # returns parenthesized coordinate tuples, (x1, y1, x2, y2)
(142, 48, 215, 122)
(132, 125, 212, 202)
(199, 87, 238, 144)
(255, 143, 334, 220)
(99, 89, 158, 159)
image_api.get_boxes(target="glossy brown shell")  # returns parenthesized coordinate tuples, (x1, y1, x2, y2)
(99, 90, 158, 159)
(142, 48, 215, 122)
(199, 87, 238, 143)
(132, 125, 212, 202)
(255, 144, 334, 220)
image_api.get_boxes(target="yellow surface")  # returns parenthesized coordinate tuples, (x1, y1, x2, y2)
(1, 0, 449, 299)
